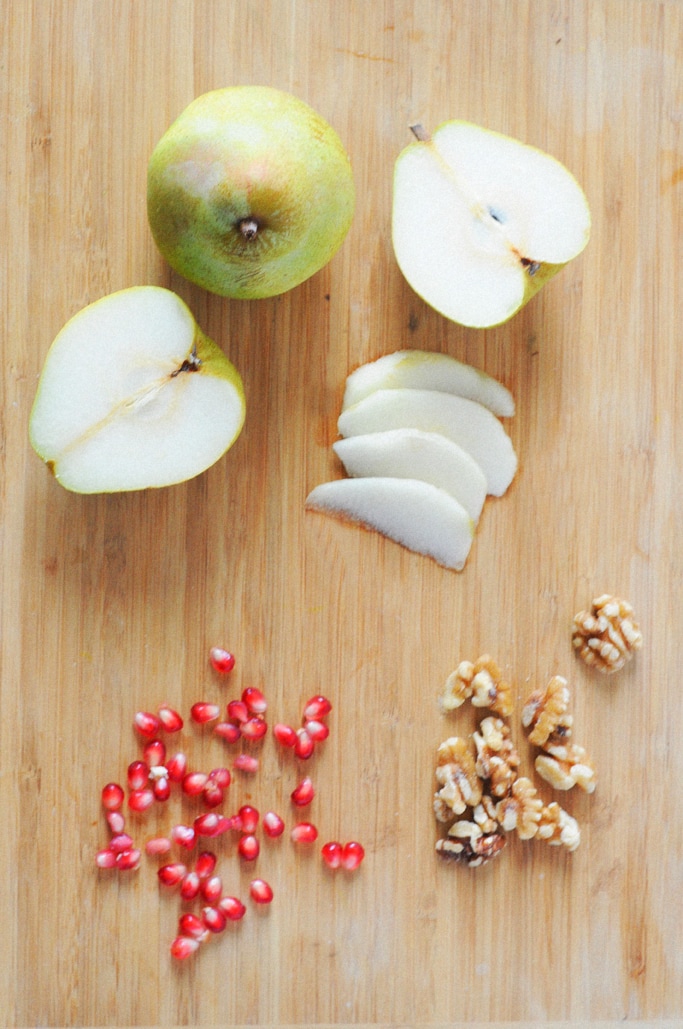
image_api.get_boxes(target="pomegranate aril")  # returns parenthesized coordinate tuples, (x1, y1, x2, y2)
(291, 776, 315, 806)
(210, 646, 236, 674)
(202, 782, 224, 808)
(202, 905, 227, 933)
(240, 716, 268, 740)
(218, 895, 246, 921)
(158, 862, 188, 886)
(179, 912, 208, 941)
(134, 711, 162, 738)
(115, 848, 141, 871)
(242, 686, 267, 715)
(171, 824, 197, 849)
(182, 771, 209, 796)
(195, 851, 217, 879)
(171, 935, 200, 960)
(273, 723, 297, 748)
(238, 804, 259, 834)
(194, 813, 223, 838)
(166, 752, 188, 782)
(249, 878, 273, 904)
(101, 782, 125, 811)
(143, 739, 166, 766)
(321, 841, 343, 869)
(106, 810, 125, 834)
(304, 719, 330, 742)
(303, 694, 332, 721)
(227, 699, 249, 724)
(291, 822, 318, 844)
(180, 871, 201, 900)
(157, 704, 184, 733)
(214, 721, 241, 743)
(95, 848, 117, 869)
(341, 841, 365, 870)
(109, 832, 135, 854)
(263, 811, 285, 838)
(233, 754, 259, 773)
(128, 788, 154, 813)
(191, 702, 220, 725)
(152, 776, 171, 802)
(294, 727, 314, 760)
(200, 874, 223, 903)
(208, 767, 231, 789)
(238, 834, 260, 861)
(127, 760, 149, 791)
(145, 836, 172, 857)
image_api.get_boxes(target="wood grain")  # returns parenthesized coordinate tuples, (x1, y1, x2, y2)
(2, 1, 682, 1025)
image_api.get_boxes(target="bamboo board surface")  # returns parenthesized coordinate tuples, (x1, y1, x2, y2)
(2, 1, 683, 1026)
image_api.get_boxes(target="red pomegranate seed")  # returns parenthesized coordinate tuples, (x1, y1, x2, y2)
(263, 811, 285, 838)
(242, 686, 267, 715)
(273, 723, 297, 748)
(202, 905, 227, 933)
(291, 822, 318, 844)
(249, 878, 273, 904)
(101, 782, 125, 811)
(170, 935, 200, 960)
(238, 834, 260, 861)
(208, 767, 231, 788)
(191, 702, 220, 725)
(214, 815, 238, 835)
(143, 739, 166, 766)
(95, 848, 117, 869)
(152, 776, 171, 802)
(202, 782, 224, 808)
(291, 777, 315, 807)
(195, 851, 217, 879)
(218, 896, 246, 921)
(109, 832, 134, 854)
(180, 871, 201, 900)
(166, 752, 188, 782)
(200, 874, 223, 903)
(127, 760, 149, 791)
(194, 813, 223, 838)
(128, 788, 154, 813)
(304, 719, 330, 742)
(341, 841, 365, 870)
(227, 699, 249, 724)
(145, 836, 171, 857)
(303, 695, 332, 721)
(240, 716, 267, 741)
(157, 704, 184, 733)
(134, 711, 162, 738)
(294, 728, 314, 760)
(238, 805, 259, 834)
(158, 862, 187, 886)
(115, 848, 141, 871)
(214, 721, 241, 743)
(182, 771, 208, 796)
(179, 912, 208, 941)
(106, 810, 125, 834)
(210, 646, 236, 674)
(321, 841, 343, 869)
(171, 824, 197, 849)
(233, 754, 259, 773)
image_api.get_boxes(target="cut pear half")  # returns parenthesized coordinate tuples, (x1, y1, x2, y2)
(333, 428, 487, 523)
(337, 388, 517, 496)
(29, 286, 246, 494)
(392, 120, 591, 328)
(342, 350, 514, 417)
(306, 477, 475, 571)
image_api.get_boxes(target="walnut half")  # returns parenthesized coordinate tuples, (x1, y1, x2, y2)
(572, 594, 643, 673)
(440, 655, 513, 717)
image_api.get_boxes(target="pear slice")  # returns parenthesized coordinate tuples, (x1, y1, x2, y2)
(306, 477, 475, 570)
(332, 428, 486, 523)
(392, 120, 591, 328)
(29, 286, 246, 494)
(337, 388, 516, 496)
(342, 350, 514, 417)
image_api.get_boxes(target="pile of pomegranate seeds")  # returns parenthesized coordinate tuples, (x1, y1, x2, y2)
(95, 649, 365, 960)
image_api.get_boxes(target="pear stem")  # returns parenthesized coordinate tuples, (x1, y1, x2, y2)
(409, 123, 431, 143)
(171, 345, 201, 377)
(238, 217, 259, 241)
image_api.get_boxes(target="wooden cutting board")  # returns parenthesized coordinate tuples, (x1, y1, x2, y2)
(2, 1, 682, 1025)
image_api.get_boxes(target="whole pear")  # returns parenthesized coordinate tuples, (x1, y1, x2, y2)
(147, 86, 355, 299)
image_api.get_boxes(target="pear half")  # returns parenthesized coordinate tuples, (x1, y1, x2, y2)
(338, 388, 517, 496)
(342, 349, 514, 417)
(306, 477, 475, 571)
(333, 428, 487, 523)
(392, 121, 591, 328)
(29, 286, 245, 493)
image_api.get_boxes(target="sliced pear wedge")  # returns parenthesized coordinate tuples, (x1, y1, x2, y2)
(342, 350, 514, 417)
(333, 428, 487, 523)
(337, 388, 516, 496)
(306, 477, 475, 570)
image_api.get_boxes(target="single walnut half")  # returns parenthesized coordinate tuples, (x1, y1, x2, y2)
(436, 831, 507, 867)
(521, 675, 573, 747)
(537, 802, 581, 851)
(473, 716, 520, 798)
(536, 741, 597, 793)
(440, 655, 513, 717)
(572, 594, 643, 673)
(496, 775, 543, 839)
(434, 736, 482, 818)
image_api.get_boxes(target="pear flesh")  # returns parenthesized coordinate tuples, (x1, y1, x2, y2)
(338, 388, 517, 497)
(392, 120, 591, 328)
(29, 286, 245, 494)
(342, 349, 514, 417)
(306, 477, 475, 571)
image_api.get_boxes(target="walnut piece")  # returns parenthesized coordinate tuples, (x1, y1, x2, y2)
(440, 655, 513, 717)
(521, 675, 573, 747)
(537, 802, 581, 851)
(496, 776, 543, 839)
(535, 742, 597, 793)
(436, 831, 507, 867)
(572, 594, 643, 673)
(434, 737, 482, 819)
(473, 716, 520, 798)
